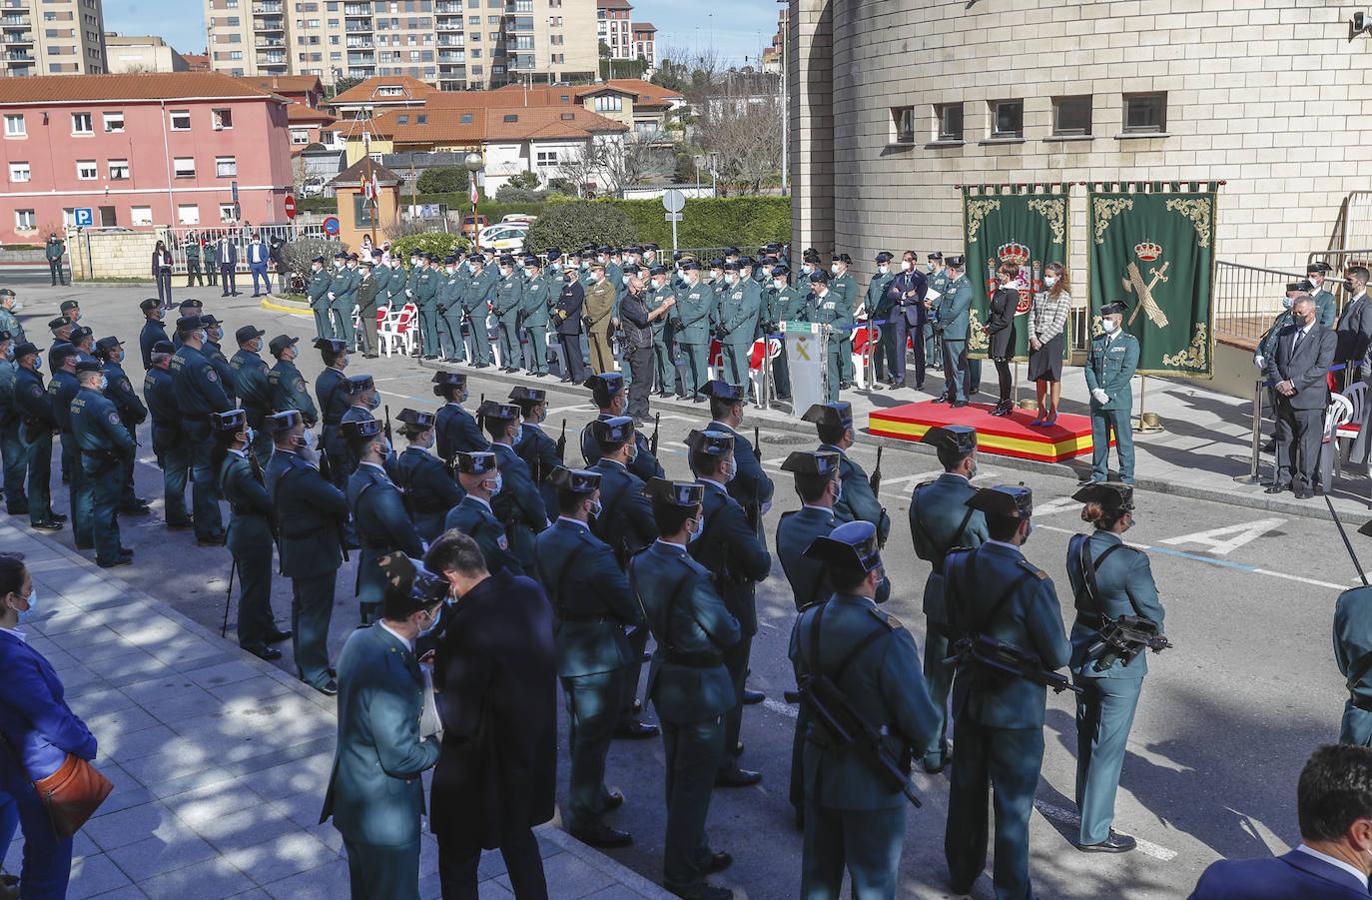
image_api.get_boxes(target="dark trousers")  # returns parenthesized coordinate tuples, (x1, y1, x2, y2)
(558, 333, 589, 383)
(0, 767, 73, 899)
(186, 260, 203, 286)
(21, 427, 55, 525)
(419, 305, 440, 356)
(187, 424, 223, 540)
(119, 424, 138, 507)
(291, 571, 336, 689)
(65, 437, 90, 546)
(993, 358, 1012, 406)
(660, 716, 727, 891)
(465, 309, 493, 364)
(206, 264, 218, 286)
(159, 436, 192, 526)
(342, 837, 420, 900)
(890, 314, 925, 386)
(48, 257, 65, 285)
(1273, 401, 1322, 491)
(232, 533, 276, 650)
(945, 721, 1043, 898)
(1, 418, 27, 512)
(220, 264, 237, 295)
(155, 270, 173, 309)
(717, 633, 751, 773)
(941, 338, 968, 401)
(563, 669, 623, 831)
(921, 626, 952, 766)
(801, 800, 905, 900)
(626, 344, 652, 420)
(619, 626, 649, 725)
(437, 827, 547, 900)
(83, 457, 123, 565)
(1074, 675, 1143, 846)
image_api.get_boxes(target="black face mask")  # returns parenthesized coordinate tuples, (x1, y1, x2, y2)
(1347, 280, 1357, 293)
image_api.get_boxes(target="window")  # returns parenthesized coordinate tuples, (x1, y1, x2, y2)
(7, 162, 27, 182)
(502, 113, 517, 122)
(215, 156, 237, 177)
(108, 158, 129, 180)
(990, 99, 1023, 138)
(890, 105, 914, 144)
(14, 209, 34, 230)
(560, 112, 574, 120)
(130, 205, 153, 226)
(169, 109, 191, 130)
(592, 95, 622, 112)
(102, 111, 124, 132)
(353, 194, 375, 226)
(291, 128, 310, 144)
(935, 102, 963, 142)
(177, 204, 200, 225)
(3, 114, 23, 137)
(1123, 92, 1166, 134)
(174, 157, 196, 177)
(212, 108, 233, 129)
(1052, 95, 1092, 137)
(75, 159, 96, 180)
(219, 203, 237, 222)
(460, 112, 473, 123)
(535, 149, 557, 167)
(70, 112, 92, 135)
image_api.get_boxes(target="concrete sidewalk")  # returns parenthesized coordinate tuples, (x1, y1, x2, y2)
(0, 520, 670, 900)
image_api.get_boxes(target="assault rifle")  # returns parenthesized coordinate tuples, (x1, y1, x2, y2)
(555, 418, 567, 461)
(1085, 615, 1172, 672)
(944, 634, 1082, 695)
(649, 413, 661, 457)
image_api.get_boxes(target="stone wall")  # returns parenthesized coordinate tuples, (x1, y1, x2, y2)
(68, 229, 160, 281)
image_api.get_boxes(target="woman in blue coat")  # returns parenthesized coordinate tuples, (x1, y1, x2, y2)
(0, 555, 99, 898)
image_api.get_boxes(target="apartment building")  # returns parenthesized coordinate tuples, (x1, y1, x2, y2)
(629, 20, 652, 71)
(0, 0, 106, 77)
(205, 0, 596, 89)
(595, 0, 629, 59)
(104, 33, 189, 73)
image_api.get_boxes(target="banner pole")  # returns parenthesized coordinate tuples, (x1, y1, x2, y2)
(1134, 374, 1164, 433)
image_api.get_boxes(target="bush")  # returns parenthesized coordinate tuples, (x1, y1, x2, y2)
(298, 196, 337, 215)
(494, 185, 547, 204)
(416, 166, 470, 194)
(506, 171, 541, 191)
(541, 195, 790, 250)
(546, 177, 577, 197)
(280, 237, 344, 281)
(523, 201, 635, 254)
(388, 232, 470, 261)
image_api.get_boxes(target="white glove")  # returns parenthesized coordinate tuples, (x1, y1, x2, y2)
(327, 292, 335, 300)
(1253, 354, 1266, 369)
(1091, 388, 1110, 404)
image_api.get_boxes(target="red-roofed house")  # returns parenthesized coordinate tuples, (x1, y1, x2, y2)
(0, 73, 293, 241)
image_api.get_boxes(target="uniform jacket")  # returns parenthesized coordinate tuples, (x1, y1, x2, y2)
(307, 269, 332, 308)
(944, 542, 1071, 729)
(579, 413, 663, 481)
(514, 422, 560, 515)
(776, 505, 890, 610)
(0, 630, 97, 781)
(1065, 530, 1164, 679)
(490, 442, 547, 573)
(392, 445, 463, 544)
(1085, 331, 1140, 413)
(429, 570, 557, 848)
(936, 273, 974, 340)
(229, 349, 272, 419)
(1336, 291, 1372, 364)
(820, 442, 891, 545)
(435, 401, 488, 463)
(520, 276, 552, 328)
(321, 624, 440, 847)
(535, 518, 640, 677)
(48, 369, 79, 434)
(1255, 310, 1294, 365)
(589, 457, 658, 568)
(70, 387, 135, 461)
(718, 280, 760, 346)
(139, 319, 169, 369)
(347, 462, 425, 606)
(1312, 288, 1337, 329)
(1188, 849, 1370, 900)
(708, 420, 774, 534)
(789, 593, 939, 810)
(646, 283, 676, 338)
(142, 367, 177, 445)
(356, 273, 382, 314)
(1334, 585, 1372, 709)
(265, 449, 347, 578)
(554, 281, 585, 335)
(204, 342, 237, 406)
(101, 360, 147, 426)
(46, 340, 72, 377)
(909, 473, 988, 627)
(866, 270, 897, 321)
(1264, 323, 1336, 411)
(269, 360, 318, 426)
(330, 267, 357, 307)
(0, 359, 15, 426)
(804, 288, 844, 330)
(494, 273, 524, 320)
(585, 278, 616, 330)
(220, 450, 273, 554)
(169, 344, 231, 418)
(444, 494, 522, 576)
(43, 237, 64, 261)
(631, 540, 741, 723)
(670, 282, 714, 344)
(829, 273, 857, 329)
(690, 480, 771, 635)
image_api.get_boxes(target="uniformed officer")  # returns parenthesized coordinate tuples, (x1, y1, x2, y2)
(60, 299, 81, 325)
(265, 409, 348, 696)
(49, 345, 83, 536)
(437, 255, 466, 364)
(934, 255, 974, 407)
(94, 336, 150, 516)
(169, 315, 232, 545)
(766, 265, 804, 402)
(12, 341, 62, 530)
(329, 252, 359, 349)
(314, 338, 352, 488)
(536, 466, 640, 848)
(267, 334, 319, 426)
(306, 256, 333, 340)
(1066, 482, 1164, 853)
(687, 428, 770, 787)
(185, 235, 203, 287)
(463, 253, 496, 368)
(715, 263, 760, 385)
(702, 380, 773, 552)
(943, 485, 1070, 899)
(800, 402, 890, 545)
(200, 315, 237, 407)
(510, 385, 560, 515)
(355, 258, 383, 359)
(392, 408, 462, 543)
(1336, 576, 1372, 747)
(68, 326, 94, 365)
(865, 251, 898, 383)
(671, 261, 714, 401)
(477, 400, 548, 578)
(46, 317, 73, 375)
(69, 360, 136, 567)
(413, 252, 440, 360)
(229, 325, 273, 466)
(345, 417, 425, 627)
(519, 255, 553, 377)
(554, 263, 589, 383)
(493, 255, 525, 372)
(213, 408, 289, 660)
(443, 450, 523, 576)
(1308, 261, 1338, 328)
(1085, 300, 1140, 484)
(802, 270, 845, 403)
(0, 329, 22, 516)
(646, 265, 682, 398)
(339, 374, 381, 481)
(142, 339, 192, 530)
(583, 263, 616, 374)
(0, 289, 24, 345)
(908, 425, 987, 774)
(139, 298, 169, 369)
(169, 300, 203, 352)
(432, 371, 488, 467)
(790, 520, 939, 898)
(826, 254, 857, 388)
(579, 372, 663, 481)
(630, 478, 740, 900)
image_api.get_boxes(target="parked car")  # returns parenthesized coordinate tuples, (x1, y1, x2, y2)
(477, 222, 529, 254)
(460, 215, 490, 239)
(300, 176, 326, 197)
(500, 213, 537, 225)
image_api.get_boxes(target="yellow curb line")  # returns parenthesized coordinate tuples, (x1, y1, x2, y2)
(259, 296, 313, 317)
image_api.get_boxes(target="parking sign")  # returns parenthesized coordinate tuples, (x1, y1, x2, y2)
(74, 208, 93, 227)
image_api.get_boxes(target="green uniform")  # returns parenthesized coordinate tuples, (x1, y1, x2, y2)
(789, 593, 940, 898)
(769, 283, 805, 400)
(229, 348, 273, 465)
(315, 367, 351, 489)
(1065, 529, 1163, 846)
(321, 623, 441, 900)
(415, 267, 439, 357)
(717, 280, 761, 386)
(268, 359, 318, 426)
(830, 272, 857, 384)
(866, 270, 897, 382)
(220, 449, 278, 652)
(14, 366, 55, 525)
(943, 542, 1070, 899)
(671, 282, 714, 398)
(491, 442, 548, 579)
(437, 268, 466, 361)
(1313, 287, 1337, 329)
(536, 517, 640, 833)
(0, 305, 24, 345)
(330, 265, 359, 347)
(347, 462, 425, 624)
(520, 272, 552, 375)
(494, 271, 525, 370)
(307, 268, 334, 340)
(630, 540, 741, 895)
(820, 442, 890, 545)
(908, 473, 987, 769)
(443, 494, 522, 576)
(169, 344, 235, 542)
(463, 267, 495, 365)
(143, 366, 190, 527)
(935, 273, 974, 402)
(185, 242, 202, 286)
(925, 267, 947, 366)
(1085, 331, 1140, 483)
(647, 283, 679, 396)
(805, 287, 846, 402)
(266, 448, 348, 689)
(101, 359, 146, 510)
(203, 341, 237, 407)
(1336, 586, 1372, 746)
(70, 386, 135, 565)
(0, 357, 24, 514)
(356, 272, 383, 356)
(203, 242, 219, 286)
(392, 444, 463, 544)
(50, 370, 82, 540)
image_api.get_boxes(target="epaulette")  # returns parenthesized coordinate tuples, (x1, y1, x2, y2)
(866, 607, 899, 631)
(914, 479, 936, 492)
(1017, 558, 1049, 580)
(778, 509, 796, 523)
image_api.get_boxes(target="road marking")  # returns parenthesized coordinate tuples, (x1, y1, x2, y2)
(1032, 800, 1178, 862)
(547, 402, 594, 415)
(1030, 496, 1083, 517)
(1159, 518, 1286, 556)
(762, 698, 798, 720)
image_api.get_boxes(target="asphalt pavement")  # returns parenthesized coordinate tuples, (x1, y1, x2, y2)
(4, 281, 1362, 899)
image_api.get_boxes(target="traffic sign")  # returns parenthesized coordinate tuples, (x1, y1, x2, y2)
(73, 207, 93, 228)
(665, 212, 683, 222)
(283, 195, 297, 219)
(661, 188, 686, 214)
(322, 216, 340, 236)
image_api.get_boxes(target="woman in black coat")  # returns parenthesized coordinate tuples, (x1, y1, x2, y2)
(984, 262, 1020, 416)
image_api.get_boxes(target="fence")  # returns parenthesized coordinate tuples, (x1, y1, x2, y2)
(158, 223, 335, 274)
(1213, 259, 1307, 345)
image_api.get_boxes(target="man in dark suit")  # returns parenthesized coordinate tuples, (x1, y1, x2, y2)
(1337, 266, 1372, 385)
(886, 249, 928, 389)
(424, 530, 556, 900)
(1264, 295, 1335, 499)
(555, 267, 589, 383)
(216, 234, 239, 297)
(1190, 744, 1372, 899)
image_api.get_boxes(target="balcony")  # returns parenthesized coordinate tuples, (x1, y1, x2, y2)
(342, 3, 370, 14)
(437, 50, 464, 62)
(2, 31, 32, 43)
(4, 51, 32, 62)
(346, 65, 375, 77)
(436, 36, 463, 47)
(435, 16, 461, 30)
(253, 16, 284, 30)
(434, 2, 459, 11)
(345, 37, 372, 48)
(251, 1, 281, 11)
(346, 52, 374, 64)
(254, 37, 285, 47)
(0, 14, 27, 25)
(344, 22, 372, 31)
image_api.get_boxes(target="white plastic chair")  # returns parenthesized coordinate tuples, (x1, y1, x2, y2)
(379, 303, 417, 357)
(747, 336, 782, 406)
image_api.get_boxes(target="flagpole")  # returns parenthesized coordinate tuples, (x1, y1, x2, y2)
(364, 126, 377, 247)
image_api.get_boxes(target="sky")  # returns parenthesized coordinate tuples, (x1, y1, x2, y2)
(101, 0, 781, 69)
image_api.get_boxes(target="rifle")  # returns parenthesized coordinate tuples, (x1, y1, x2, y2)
(1332, 496, 1370, 585)
(870, 445, 888, 548)
(944, 634, 1083, 695)
(383, 404, 393, 444)
(555, 418, 567, 461)
(1084, 615, 1172, 672)
(221, 559, 236, 639)
(649, 413, 661, 457)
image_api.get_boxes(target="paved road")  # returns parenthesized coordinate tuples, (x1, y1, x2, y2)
(8, 283, 1359, 899)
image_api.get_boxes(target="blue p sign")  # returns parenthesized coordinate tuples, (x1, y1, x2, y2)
(74, 208, 93, 227)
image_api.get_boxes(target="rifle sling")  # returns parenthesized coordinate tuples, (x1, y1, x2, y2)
(1076, 538, 1138, 628)
(1348, 650, 1372, 697)
(913, 486, 975, 564)
(806, 600, 893, 691)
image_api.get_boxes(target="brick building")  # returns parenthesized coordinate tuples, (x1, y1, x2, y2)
(0, 72, 293, 240)
(596, 0, 630, 59)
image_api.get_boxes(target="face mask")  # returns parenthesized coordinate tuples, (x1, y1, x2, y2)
(502, 269, 512, 278)
(512, 424, 524, 446)
(802, 264, 813, 275)
(244, 426, 256, 446)
(720, 457, 736, 484)
(830, 264, 840, 275)
(367, 393, 381, 411)
(927, 263, 935, 273)
(774, 280, 786, 290)
(588, 499, 603, 519)
(446, 267, 457, 275)
(1024, 521, 1034, 542)
(1102, 319, 1120, 334)
(97, 375, 108, 392)
(525, 269, 535, 279)
(1282, 296, 1294, 310)
(197, 330, 208, 344)
(489, 473, 503, 496)
(418, 606, 442, 638)
(14, 585, 36, 623)
(1044, 275, 1058, 288)
(302, 429, 317, 450)
(688, 516, 704, 542)
(32, 357, 40, 371)
(832, 478, 843, 504)
(877, 265, 889, 276)
(900, 260, 912, 272)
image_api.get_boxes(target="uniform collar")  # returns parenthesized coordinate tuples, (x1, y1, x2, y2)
(557, 516, 591, 532)
(378, 620, 414, 653)
(466, 494, 493, 513)
(228, 448, 246, 459)
(653, 538, 688, 555)
(699, 478, 729, 495)
(800, 503, 835, 519)
(983, 539, 1023, 557)
(1295, 845, 1369, 889)
(359, 460, 387, 475)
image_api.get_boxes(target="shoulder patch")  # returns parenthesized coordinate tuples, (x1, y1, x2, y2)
(29, 384, 42, 397)
(1017, 558, 1049, 580)
(497, 534, 509, 550)
(295, 379, 307, 393)
(867, 607, 900, 631)
(108, 412, 121, 426)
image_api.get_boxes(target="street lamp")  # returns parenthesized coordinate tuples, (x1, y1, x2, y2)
(463, 151, 483, 233)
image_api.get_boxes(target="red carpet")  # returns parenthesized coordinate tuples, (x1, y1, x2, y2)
(868, 400, 1105, 462)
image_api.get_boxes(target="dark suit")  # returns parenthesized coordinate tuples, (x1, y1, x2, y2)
(554, 280, 589, 383)
(1189, 848, 1369, 899)
(216, 239, 238, 295)
(887, 270, 927, 385)
(1336, 291, 1372, 378)
(1263, 322, 1335, 493)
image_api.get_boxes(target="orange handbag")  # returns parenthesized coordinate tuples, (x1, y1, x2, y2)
(31, 753, 113, 838)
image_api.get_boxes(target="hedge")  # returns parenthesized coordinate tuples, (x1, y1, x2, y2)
(545, 195, 790, 249)
(524, 202, 635, 255)
(297, 194, 546, 223)
(388, 232, 471, 260)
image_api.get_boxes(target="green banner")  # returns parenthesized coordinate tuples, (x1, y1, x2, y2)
(1086, 183, 1218, 376)
(961, 184, 1071, 362)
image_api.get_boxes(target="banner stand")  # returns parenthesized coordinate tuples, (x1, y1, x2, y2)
(1133, 375, 1165, 433)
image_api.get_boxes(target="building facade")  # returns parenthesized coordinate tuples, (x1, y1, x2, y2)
(630, 20, 652, 71)
(789, 0, 1372, 284)
(0, 72, 293, 241)
(103, 33, 188, 72)
(0, 0, 106, 77)
(205, 0, 596, 89)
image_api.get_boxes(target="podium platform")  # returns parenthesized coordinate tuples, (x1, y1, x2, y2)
(868, 399, 1104, 463)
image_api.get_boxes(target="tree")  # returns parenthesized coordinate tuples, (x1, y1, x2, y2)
(557, 135, 672, 198)
(506, 170, 541, 191)
(416, 166, 470, 193)
(326, 76, 364, 99)
(696, 103, 782, 195)
(523, 202, 635, 254)
(280, 237, 344, 290)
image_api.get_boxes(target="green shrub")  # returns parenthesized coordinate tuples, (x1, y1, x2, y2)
(506, 171, 541, 191)
(298, 196, 338, 215)
(388, 232, 471, 260)
(416, 166, 470, 193)
(524, 201, 636, 254)
(494, 185, 547, 204)
(280, 237, 343, 281)
(540, 195, 790, 250)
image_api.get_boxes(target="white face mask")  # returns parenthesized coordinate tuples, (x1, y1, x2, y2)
(97, 375, 108, 392)
(877, 265, 889, 276)
(243, 426, 256, 446)
(1102, 319, 1120, 334)
(446, 267, 456, 275)
(830, 264, 840, 275)
(1044, 275, 1058, 288)
(774, 279, 786, 290)
(302, 429, 317, 449)
(802, 264, 813, 275)
(1282, 295, 1294, 310)
(900, 260, 912, 272)
(689, 515, 704, 542)
(489, 473, 503, 496)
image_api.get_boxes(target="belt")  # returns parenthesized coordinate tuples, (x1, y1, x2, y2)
(80, 448, 118, 460)
(1353, 694, 1372, 714)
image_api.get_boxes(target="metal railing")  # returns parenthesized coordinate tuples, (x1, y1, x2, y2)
(157, 223, 336, 274)
(1214, 259, 1306, 344)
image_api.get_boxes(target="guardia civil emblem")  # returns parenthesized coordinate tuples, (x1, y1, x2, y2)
(1121, 240, 1170, 328)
